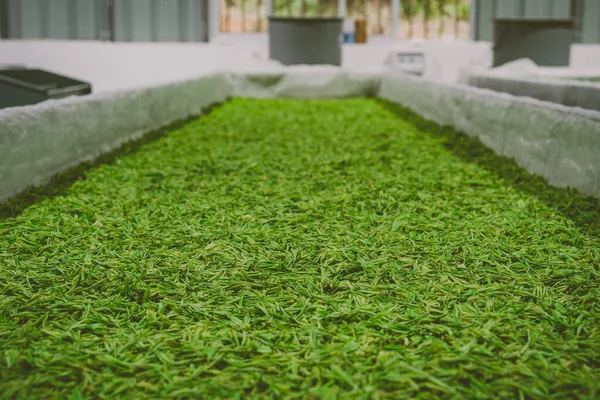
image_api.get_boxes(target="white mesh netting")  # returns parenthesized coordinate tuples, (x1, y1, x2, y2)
(1, 66, 599, 201)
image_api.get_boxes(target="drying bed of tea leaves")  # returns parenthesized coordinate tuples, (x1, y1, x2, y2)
(1, 98, 599, 399)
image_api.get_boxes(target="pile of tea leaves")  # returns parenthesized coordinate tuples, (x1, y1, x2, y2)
(1, 98, 599, 399)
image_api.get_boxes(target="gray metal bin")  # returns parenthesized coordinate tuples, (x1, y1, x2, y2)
(0, 69, 92, 110)
(493, 18, 575, 67)
(268, 17, 343, 66)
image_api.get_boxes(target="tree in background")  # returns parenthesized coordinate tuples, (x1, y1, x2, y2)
(256, 0, 263, 31)
(348, 0, 366, 18)
(316, 0, 337, 17)
(437, 0, 446, 37)
(220, 0, 471, 37)
(453, 0, 460, 37)
(223, 0, 236, 31)
(240, 0, 247, 31)
(422, 0, 431, 38)
(300, 0, 308, 16)
(401, 0, 418, 38)
(376, 0, 384, 34)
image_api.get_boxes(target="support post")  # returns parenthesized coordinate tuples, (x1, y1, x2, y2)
(267, 0, 274, 17)
(107, 0, 115, 41)
(470, 0, 478, 41)
(97, 0, 114, 41)
(391, 0, 399, 37)
(571, 0, 582, 43)
(337, 0, 346, 19)
(208, 0, 220, 41)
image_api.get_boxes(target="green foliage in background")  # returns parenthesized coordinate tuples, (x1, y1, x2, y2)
(268, 0, 471, 18)
(223, 0, 471, 35)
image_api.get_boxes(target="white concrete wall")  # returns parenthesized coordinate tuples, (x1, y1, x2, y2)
(0, 36, 498, 96)
(0, 40, 266, 93)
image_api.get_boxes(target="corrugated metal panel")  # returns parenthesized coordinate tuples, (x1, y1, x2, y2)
(552, 0, 571, 18)
(6, 0, 105, 40)
(495, 0, 521, 18)
(524, 0, 550, 18)
(475, 0, 495, 42)
(474, 0, 600, 43)
(2, 0, 207, 42)
(113, 0, 206, 42)
(581, 0, 600, 43)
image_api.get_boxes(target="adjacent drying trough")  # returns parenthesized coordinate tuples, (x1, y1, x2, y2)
(1, 67, 599, 398)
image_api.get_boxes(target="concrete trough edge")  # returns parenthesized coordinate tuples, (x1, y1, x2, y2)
(466, 72, 600, 113)
(1, 67, 599, 203)
(379, 71, 600, 197)
(0, 72, 234, 203)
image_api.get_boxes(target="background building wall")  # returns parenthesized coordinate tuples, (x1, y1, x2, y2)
(113, 0, 206, 42)
(0, 0, 209, 42)
(472, 0, 599, 43)
(5, 0, 108, 40)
